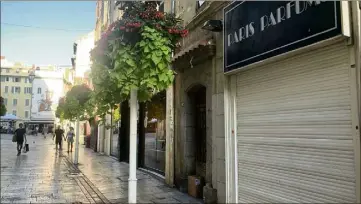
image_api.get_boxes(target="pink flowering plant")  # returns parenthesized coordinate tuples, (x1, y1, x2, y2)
(90, 2, 187, 116)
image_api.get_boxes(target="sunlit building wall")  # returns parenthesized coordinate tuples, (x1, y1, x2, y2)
(74, 31, 95, 79)
(0, 56, 33, 121)
(31, 66, 64, 123)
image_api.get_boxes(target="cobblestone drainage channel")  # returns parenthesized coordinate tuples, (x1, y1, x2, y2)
(62, 154, 111, 204)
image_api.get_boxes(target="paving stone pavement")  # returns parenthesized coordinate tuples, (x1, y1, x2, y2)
(1, 133, 203, 203)
(65, 141, 203, 204)
(1, 133, 94, 203)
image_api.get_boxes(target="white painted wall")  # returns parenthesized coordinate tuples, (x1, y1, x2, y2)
(31, 69, 64, 121)
(105, 113, 111, 155)
(75, 31, 95, 78)
(97, 124, 104, 152)
(0, 57, 14, 67)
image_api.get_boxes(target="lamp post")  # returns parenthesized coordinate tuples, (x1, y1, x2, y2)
(28, 71, 35, 124)
(74, 118, 80, 165)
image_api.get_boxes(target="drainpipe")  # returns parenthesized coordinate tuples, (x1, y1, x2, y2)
(171, 0, 175, 14)
(165, 0, 176, 187)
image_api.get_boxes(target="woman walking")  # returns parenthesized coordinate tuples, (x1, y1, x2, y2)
(66, 127, 75, 153)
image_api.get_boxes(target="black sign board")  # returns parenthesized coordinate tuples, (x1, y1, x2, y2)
(224, 1, 342, 73)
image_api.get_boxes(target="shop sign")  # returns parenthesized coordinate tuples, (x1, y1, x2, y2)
(224, 1, 341, 73)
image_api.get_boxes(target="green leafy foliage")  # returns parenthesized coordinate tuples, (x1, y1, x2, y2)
(67, 84, 92, 104)
(113, 105, 120, 122)
(90, 2, 187, 117)
(55, 84, 93, 121)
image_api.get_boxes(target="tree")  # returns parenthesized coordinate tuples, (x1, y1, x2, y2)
(90, 1, 188, 117)
(55, 84, 93, 121)
(0, 96, 6, 116)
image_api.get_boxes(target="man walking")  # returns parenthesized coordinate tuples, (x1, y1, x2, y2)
(35, 126, 39, 136)
(14, 123, 27, 156)
(53, 126, 65, 151)
(65, 127, 75, 153)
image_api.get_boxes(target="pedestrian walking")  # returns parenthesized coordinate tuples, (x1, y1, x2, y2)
(14, 123, 27, 156)
(65, 127, 75, 153)
(35, 126, 39, 136)
(53, 126, 65, 151)
(43, 126, 48, 138)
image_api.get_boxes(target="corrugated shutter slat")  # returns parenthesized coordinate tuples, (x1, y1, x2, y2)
(236, 43, 356, 203)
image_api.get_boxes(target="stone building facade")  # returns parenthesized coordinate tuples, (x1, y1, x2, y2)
(171, 1, 229, 203)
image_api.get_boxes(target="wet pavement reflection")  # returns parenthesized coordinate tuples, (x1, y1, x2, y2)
(1, 133, 202, 203)
(66, 141, 203, 203)
(1, 133, 89, 203)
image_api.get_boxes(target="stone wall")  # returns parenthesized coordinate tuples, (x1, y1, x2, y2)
(173, 2, 228, 202)
(211, 6, 227, 203)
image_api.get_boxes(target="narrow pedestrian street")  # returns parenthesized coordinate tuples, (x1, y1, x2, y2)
(0, 133, 202, 203)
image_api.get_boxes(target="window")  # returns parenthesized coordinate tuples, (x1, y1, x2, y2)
(37, 88, 42, 94)
(3, 98, 7, 105)
(13, 99, 17, 106)
(5, 76, 10, 82)
(24, 87, 32, 94)
(25, 99, 30, 106)
(14, 87, 21, 94)
(156, 1, 164, 12)
(25, 78, 29, 83)
(12, 110, 17, 116)
(25, 111, 29, 118)
(0, 76, 5, 82)
(12, 77, 21, 83)
(196, 1, 205, 11)
(5, 86, 8, 93)
(6, 69, 10, 73)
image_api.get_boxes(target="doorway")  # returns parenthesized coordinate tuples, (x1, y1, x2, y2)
(185, 85, 207, 180)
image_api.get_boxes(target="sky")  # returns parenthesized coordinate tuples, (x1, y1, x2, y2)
(1, 1, 96, 66)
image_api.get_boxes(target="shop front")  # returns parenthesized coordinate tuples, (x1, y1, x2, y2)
(115, 94, 168, 175)
(26, 120, 55, 135)
(89, 118, 98, 151)
(224, 1, 360, 203)
(110, 109, 120, 158)
(143, 91, 167, 175)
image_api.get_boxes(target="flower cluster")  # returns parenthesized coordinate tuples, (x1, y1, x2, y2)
(119, 22, 143, 32)
(97, 2, 188, 46)
(92, 1, 189, 66)
(89, 2, 188, 115)
(168, 27, 189, 38)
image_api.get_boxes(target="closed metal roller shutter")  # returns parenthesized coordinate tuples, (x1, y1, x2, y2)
(236, 43, 356, 203)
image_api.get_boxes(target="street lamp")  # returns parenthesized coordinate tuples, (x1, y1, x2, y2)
(201, 20, 223, 32)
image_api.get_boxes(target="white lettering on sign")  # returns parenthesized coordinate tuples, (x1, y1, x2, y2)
(227, 0, 327, 47)
(228, 22, 255, 46)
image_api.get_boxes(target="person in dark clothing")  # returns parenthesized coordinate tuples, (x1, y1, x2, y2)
(53, 126, 65, 151)
(14, 123, 27, 156)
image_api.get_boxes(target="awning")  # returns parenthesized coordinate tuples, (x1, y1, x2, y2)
(26, 120, 54, 124)
(172, 34, 214, 62)
(0, 114, 20, 121)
